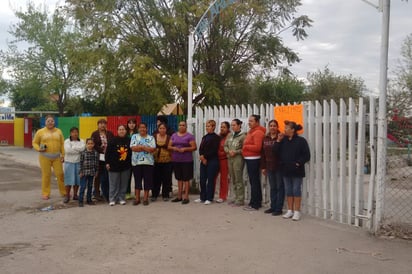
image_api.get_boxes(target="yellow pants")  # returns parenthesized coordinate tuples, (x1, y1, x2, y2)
(39, 155, 66, 197)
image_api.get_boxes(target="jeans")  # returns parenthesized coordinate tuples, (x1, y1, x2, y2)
(267, 170, 284, 212)
(199, 158, 219, 201)
(245, 159, 262, 209)
(109, 169, 131, 203)
(283, 176, 303, 197)
(79, 175, 94, 203)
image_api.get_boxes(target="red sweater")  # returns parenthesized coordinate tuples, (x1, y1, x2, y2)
(242, 125, 266, 158)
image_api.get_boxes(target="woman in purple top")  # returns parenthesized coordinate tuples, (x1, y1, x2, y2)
(168, 120, 197, 204)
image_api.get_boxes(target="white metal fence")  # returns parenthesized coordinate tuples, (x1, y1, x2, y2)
(194, 97, 385, 231)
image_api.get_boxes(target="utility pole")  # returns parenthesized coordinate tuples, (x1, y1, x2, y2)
(375, 0, 390, 232)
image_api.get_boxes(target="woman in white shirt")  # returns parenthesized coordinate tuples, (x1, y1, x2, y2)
(63, 127, 85, 203)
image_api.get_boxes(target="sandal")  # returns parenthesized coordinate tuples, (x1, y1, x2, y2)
(133, 200, 141, 206)
(143, 200, 149, 206)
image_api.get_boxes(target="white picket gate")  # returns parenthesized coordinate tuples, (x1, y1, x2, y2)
(193, 97, 379, 230)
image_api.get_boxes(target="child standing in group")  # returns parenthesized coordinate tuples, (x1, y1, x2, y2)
(79, 138, 99, 207)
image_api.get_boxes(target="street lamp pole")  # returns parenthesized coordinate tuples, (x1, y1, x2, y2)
(375, 0, 390, 232)
(187, 0, 238, 126)
(187, 34, 194, 125)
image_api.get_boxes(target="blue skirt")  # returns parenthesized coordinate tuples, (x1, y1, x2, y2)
(64, 162, 80, 186)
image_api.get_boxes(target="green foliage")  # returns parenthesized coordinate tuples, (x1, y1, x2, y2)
(305, 67, 365, 103)
(253, 76, 305, 104)
(65, 0, 312, 112)
(388, 33, 412, 117)
(2, 3, 89, 115)
(8, 77, 51, 111)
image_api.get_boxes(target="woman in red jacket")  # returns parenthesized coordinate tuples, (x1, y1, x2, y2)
(242, 114, 266, 211)
(214, 121, 230, 203)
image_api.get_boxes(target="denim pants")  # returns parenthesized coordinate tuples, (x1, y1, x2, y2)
(199, 158, 219, 202)
(245, 159, 262, 209)
(283, 176, 303, 197)
(267, 170, 284, 212)
(79, 175, 94, 203)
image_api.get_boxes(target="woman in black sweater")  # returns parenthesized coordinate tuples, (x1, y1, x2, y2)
(105, 124, 132, 206)
(273, 120, 310, 221)
(195, 120, 220, 205)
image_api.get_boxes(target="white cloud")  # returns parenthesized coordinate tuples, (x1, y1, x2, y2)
(280, 0, 412, 92)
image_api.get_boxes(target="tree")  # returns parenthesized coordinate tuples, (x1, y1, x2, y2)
(65, 0, 312, 112)
(388, 33, 412, 117)
(2, 3, 89, 115)
(8, 77, 52, 111)
(253, 76, 305, 104)
(305, 67, 365, 103)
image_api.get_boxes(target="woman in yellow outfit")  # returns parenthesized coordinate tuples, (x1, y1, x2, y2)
(32, 115, 66, 200)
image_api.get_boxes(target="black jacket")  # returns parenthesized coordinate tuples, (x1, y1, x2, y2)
(199, 133, 220, 161)
(273, 134, 310, 177)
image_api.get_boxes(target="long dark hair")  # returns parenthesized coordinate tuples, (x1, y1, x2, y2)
(126, 118, 138, 135)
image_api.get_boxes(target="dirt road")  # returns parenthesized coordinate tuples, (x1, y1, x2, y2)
(0, 146, 411, 274)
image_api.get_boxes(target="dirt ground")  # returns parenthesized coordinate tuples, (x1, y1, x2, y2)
(0, 146, 411, 274)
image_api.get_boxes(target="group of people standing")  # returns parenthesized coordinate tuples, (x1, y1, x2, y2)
(32, 114, 310, 221)
(194, 115, 310, 221)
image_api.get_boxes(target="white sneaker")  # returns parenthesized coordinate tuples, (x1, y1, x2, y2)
(216, 198, 225, 203)
(119, 200, 126, 205)
(109, 201, 115, 206)
(283, 210, 294, 219)
(292, 211, 301, 221)
(194, 198, 203, 203)
(204, 200, 212, 205)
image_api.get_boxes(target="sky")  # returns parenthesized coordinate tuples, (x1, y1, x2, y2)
(1, 0, 412, 106)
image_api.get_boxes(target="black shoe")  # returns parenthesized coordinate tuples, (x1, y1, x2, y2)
(87, 200, 95, 205)
(181, 199, 190, 205)
(163, 197, 169, 201)
(79, 202, 84, 207)
(264, 208, 274, 214)
(171, 198, 182, 203)
(272, 211, 283, 216)
(94, 195, 104, 201)
(151, 197, 157, 202)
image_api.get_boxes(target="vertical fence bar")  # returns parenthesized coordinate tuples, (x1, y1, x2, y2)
(302, 102, 309, 214)
(348, 98, 356, 224)
(307, 101, 316, 215)
(355, 97, 366, 226)
(339, 99, 347, 223)
(315, 101, 323, 217)
(330, 100, 338, 221)
(323, 100, 330, 219)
